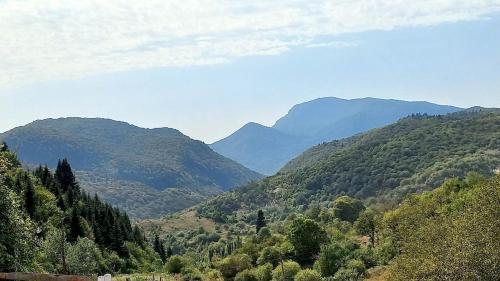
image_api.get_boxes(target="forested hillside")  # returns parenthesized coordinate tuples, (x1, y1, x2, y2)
(211, 97, 460, 175)
(199, 109, 500, 222)
(141, 173, 500, 281)
(0, 118, 262, 218)
(0, 144, 162, 273)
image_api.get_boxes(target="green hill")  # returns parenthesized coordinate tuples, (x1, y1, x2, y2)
(0, 118, 262, 219)
(198, 109, 500, 222)
(211, 97, 461, 175)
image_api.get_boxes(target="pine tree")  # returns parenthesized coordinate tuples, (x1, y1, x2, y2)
(256, 210, 266, 234)
(68, 207, 83, 242)
(55, 159, 76, 193)
(24, 178, 35, 219)
(154, 234, 166, 263)
(0, 141, 8, 152)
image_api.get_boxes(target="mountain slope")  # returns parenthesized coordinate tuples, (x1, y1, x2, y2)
(0, 117, 262, 218)
(212, 97, 461, 175)
(210, 122, 311, 175)
(198, 109, 500, 222)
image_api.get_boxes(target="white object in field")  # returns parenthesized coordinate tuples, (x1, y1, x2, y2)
(97, 276, 104, 281)
(104, 274, 112, 281)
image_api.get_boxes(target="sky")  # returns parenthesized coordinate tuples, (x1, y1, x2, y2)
(1, 1, 499, 143)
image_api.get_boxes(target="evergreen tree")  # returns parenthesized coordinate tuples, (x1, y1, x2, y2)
(68, 207, 83, 242)
(256, 210, 266, 234)
(166, 246, 173, 258)
(24, 177, 35, 219)
(154, 234, 166, 263)
(0, 141, 8, 152)
(55, 159, 76, 193)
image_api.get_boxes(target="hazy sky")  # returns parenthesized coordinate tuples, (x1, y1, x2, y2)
(1, 1, 500, 143)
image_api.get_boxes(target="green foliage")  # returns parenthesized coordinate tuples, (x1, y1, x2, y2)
(67, 237, 102, 276)
(332, 196, 365, 223)
(354, 209, 378, 247)
(257, 247, 280, 267)
(234, 269, 258, 281)
(314, 241, 356, 277)
(295, 269, 322, 281)
(165, 255, 187, 274)
(0, 175, 36, 271)
(256, 210, 266, 234)
(181, 266, 203, 281)
(199, 111, 500, 221)
(0, 118, 262, 219)
(253, 264, 273, 281)
(287, 216, 326, 264)
(216, 254, 253, 281)
(271, 260, 300, 281)
(386, 175, 500, 280)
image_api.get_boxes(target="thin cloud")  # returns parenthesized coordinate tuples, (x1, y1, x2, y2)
(1, 0, 499, 90)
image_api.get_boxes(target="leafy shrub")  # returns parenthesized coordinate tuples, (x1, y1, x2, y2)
(181, 267, 203, 281)
(295, 269, 322, 281)
(165, 255, 186, 274)
(234, 269, 258, 281)
(271, 260, 300, 281)
(253, 263, 273, 281)
(217, 254, 253, 280)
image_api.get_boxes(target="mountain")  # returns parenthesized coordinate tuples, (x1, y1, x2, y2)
(210, 122, 311, 176)
(0, 117, 262, 219)
(198, 109, 500, 222)
(211, 97, 461, 175)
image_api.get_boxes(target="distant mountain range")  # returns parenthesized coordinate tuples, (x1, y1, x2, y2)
(0, 118, 262, 219)
(198, 109, 500, 221)
(211, 97, 461, 175)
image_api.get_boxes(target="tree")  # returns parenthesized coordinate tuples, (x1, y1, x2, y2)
(257, 246, 280, 267)
(217, 254, 253, 281)
(314, 241, 353, 277)
(295, 269, 322, 281)
(54, 159, 77, 193)
(386, 176, 500, 280)
(256, 210, 266, 234)
(354, 208, 378, 247)
(0, 142, 8, 152)
(332, 196, 365, 223)
(24, 178, 35, 219)
(0, 181, 35, 271)
(68, 207, 83, 242)
(287, 216, 326, 264)
(67, 237, 102, 275)
(271, 260, 300, 281)
(235, 269, 258, 281)
(154, 234, 166, 263)
(165, 255, 186, 274)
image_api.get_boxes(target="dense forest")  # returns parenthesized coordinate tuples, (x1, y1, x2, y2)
(1, 109, 499, 280)
(0, 143, 162, 273)
(0, 117, 262, 219)
(139, 173, 499, 281)
(198, 110, 499, 223)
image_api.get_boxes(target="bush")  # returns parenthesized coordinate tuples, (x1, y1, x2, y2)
(287, 217, 326, 264)
(314, 242, 352, 277)
(67, 237, 102, 275)
(332, 268, 361, 281)
(181, 267, 203, 281)
(217, 254, 253, 280)
(165, 255, 186, 274)
(332, 196, 365, 223)
(257, 246, 280, 266)
(271, 260, 300, 281)
(295, 269, 322, 281)
(253, 264, 273, 281)
(234, 269, 258, 281)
